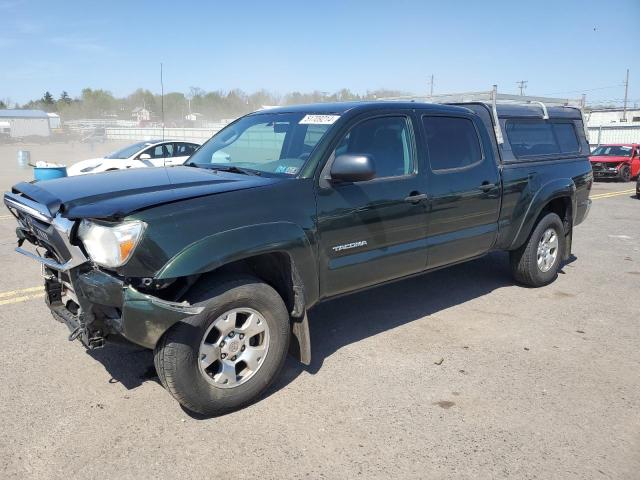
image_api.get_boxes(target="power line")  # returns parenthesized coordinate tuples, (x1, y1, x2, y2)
(542, 84, 624, 95)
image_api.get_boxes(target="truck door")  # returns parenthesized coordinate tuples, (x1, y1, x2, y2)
(315, 112, 429, 298)
(420, 113, 501, 268)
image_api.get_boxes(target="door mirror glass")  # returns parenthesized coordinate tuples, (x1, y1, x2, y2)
(330, 154, 375, 182)
(139, 153, 151, 160)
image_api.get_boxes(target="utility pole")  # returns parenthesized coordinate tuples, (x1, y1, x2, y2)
(516, 80, 528, 96)
(622, 68, 629, 121)
(160, 62, 164, 141)
(428, 74, 434, 97)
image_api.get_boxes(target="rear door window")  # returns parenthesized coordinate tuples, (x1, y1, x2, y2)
(422, 116, 483, 171)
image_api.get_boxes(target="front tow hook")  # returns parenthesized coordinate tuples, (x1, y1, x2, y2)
(68, 326, 84, 341)
(68, 326, 105, 349)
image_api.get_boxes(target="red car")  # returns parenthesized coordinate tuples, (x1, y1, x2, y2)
(590, 143, 640, 182)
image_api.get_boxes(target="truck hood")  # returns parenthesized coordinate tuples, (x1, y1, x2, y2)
(11, 166, 280, 220)
(589, 155, 630, 164)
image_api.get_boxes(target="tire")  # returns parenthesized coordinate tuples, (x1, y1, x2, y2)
(619, 165, 631, 182)
(154, 275, 290, 416)
(509, 212, 565, 287)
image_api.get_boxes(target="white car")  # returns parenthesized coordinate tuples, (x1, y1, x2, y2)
(67, 139, 201, 176)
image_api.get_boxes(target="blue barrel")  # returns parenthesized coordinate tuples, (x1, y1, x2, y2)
(17, 150, 30, 168)
(34, 166, 68, 181)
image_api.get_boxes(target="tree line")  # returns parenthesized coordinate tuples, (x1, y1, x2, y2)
(2, 87, 409, 123)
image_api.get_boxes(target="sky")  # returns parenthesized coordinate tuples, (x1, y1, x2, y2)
(0, 0, 639, 106)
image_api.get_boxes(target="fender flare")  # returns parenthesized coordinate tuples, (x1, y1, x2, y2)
(155, 221, 318, 303)
(155, 221, 316, 365)
(509, 177, 577, 250)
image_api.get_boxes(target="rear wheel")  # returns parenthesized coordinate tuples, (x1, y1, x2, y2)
(510, 212, 565, 287)
(619, 165, 631, 182)
(154, 275, 290, 416)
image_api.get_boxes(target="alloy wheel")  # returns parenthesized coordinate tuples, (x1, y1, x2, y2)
(537, 227, 559, 273)
(198, 308, 270, 389)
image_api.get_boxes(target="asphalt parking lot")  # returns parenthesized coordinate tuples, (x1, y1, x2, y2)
(0, 143, 638, 480)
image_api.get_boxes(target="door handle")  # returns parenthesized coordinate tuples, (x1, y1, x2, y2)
(480, 181, 496, 192)
(404, 193, 428, 204)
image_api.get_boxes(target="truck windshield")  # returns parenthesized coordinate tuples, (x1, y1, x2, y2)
(591, 145, 632, 157)
(185, 112, 338, 176)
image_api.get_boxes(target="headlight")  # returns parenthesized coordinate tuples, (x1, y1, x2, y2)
(78, 220, 145, 268)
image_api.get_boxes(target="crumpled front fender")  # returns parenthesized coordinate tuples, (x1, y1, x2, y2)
(119, 287, 204, 349)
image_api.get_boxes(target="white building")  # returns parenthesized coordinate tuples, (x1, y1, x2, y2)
(0, 109, 51, 138)
(47, 112, 61, 129)
(586, 108, 640, 127)
(185, 112, 202, 122)
(132, 107, 151, 123)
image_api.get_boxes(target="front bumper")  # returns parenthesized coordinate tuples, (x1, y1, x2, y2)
(591, 164, 622, 179)
(45, 268, 203, 349)
(4, 191, 202, 350)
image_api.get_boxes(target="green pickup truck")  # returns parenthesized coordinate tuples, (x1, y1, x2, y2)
(4, 101, 592, 415)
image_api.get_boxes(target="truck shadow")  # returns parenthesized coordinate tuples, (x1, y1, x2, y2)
(88, 337, 156, 390)
(86, 251, 539, 408)
(268, 251, 515, 397)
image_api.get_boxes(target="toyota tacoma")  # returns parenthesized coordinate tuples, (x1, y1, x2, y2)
(4, 101, 592, 415)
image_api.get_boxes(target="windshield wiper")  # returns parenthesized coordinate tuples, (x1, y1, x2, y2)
(183, 162, 261, 176)
(210, 164, 261, 176)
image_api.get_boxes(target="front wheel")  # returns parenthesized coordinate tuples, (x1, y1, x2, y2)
(509, 212, 565, 287)
(154, 275, 290, 416)
(619, 165, 631, 182)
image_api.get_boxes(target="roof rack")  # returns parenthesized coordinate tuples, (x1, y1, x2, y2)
(379, 85, 587, 144)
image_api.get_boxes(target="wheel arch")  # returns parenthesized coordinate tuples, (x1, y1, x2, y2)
(188, 251, 306, 319)
(154, 223, 317, 364)
(509, 178, 576, 252)
(155, 222, 318, 306)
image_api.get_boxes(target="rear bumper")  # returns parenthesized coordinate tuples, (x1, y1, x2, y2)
(575, 198, 592, 226)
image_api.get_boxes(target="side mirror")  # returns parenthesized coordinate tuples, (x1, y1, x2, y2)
(330, 154, 375, 183)
(139, 153, 151, 160)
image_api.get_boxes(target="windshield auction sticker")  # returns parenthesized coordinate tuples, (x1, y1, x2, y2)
(299, 114, 340, 125)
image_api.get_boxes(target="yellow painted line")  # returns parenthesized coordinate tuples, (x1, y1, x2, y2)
(592, 187, 636, 195)
(0, 292, 44, 306)
(0, 286, 44, 299)
(590, 189, 636, 200)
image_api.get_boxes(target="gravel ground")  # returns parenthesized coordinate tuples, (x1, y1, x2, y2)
(0, 143, 638, 479)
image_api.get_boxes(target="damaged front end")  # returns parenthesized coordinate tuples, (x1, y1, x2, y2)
(4, 191, 202, 350)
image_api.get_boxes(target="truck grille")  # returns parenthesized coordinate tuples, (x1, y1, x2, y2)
(3, 192, 88, 272)
(591, 162, 618, 171)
